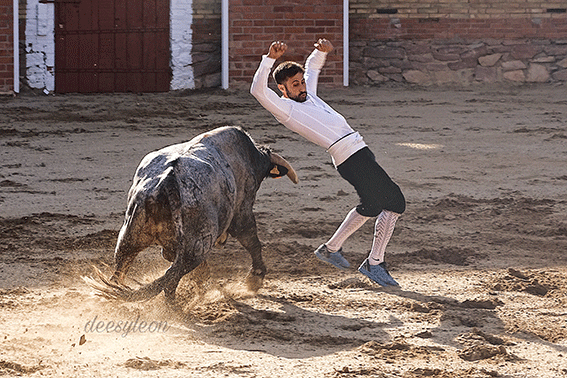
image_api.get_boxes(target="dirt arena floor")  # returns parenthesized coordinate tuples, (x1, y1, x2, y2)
(1, 84, 567, 377)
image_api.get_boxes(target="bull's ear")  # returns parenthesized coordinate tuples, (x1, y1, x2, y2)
(268, 163, 289, 179)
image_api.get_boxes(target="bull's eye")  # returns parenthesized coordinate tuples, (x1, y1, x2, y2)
(270, 166, 280, 175)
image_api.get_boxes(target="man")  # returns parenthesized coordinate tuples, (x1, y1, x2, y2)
(250, 39, 405, 286)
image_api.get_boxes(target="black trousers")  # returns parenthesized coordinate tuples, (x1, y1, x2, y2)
(337, 147, 405, 217)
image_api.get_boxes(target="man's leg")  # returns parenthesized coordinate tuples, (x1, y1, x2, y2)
(332, 147, 405, 282)
(368, 210, 400, 264)
(315, 207, 369, 269)
(327, 208, 370, 252)
(358, 210, 401, 286)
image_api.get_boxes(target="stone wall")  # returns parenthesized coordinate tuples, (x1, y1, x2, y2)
(349, 0, 567, 85)
(350, 39, 567, 86)
(218, 0, 567, 87)
(0, 0, 14, 93)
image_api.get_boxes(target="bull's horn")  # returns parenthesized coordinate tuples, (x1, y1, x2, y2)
(270, 153, 299, 184)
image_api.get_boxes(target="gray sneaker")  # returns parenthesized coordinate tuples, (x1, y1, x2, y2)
(314, 244, 350, 270)
(358, 259, 399, 286)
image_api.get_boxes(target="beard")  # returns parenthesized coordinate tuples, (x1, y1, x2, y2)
(289, 91, 308, 103)
(283, 84, 308, 103)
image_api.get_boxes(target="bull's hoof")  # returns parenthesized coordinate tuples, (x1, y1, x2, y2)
(244, 271, 264, 293)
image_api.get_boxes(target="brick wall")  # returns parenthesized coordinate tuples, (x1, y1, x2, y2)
(350, 0, 567, 23)
(349, 0, 567, 85)
(197, 0, 567, 88)
(0, 0, 14, 93)
(16, 0, 567, 90)
(228, 0, 344, 87)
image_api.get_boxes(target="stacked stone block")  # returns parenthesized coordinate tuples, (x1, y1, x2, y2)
(351, 39, 567, 86)
(349, 0, 567, 85)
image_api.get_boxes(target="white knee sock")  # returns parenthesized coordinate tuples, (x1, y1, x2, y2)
(326, 208, 370, 252)
(368, 210, 400, 265)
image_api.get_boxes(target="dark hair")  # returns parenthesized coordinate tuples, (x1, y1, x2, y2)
(272, 61, 305, 85)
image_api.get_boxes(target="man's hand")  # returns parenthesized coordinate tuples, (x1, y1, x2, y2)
(268, 41, 287, 59)
(315, 39, 334, 53)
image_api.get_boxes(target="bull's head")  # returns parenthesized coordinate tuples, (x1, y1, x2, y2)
(268, 153, 299, 184)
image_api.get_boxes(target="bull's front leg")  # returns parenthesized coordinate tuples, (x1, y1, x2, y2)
(235, 226, 266, 292)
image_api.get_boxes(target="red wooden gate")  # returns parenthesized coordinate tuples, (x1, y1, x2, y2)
(55, 0, 170, 93)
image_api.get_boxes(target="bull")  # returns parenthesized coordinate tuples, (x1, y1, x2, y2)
(91, 126, 298, 303)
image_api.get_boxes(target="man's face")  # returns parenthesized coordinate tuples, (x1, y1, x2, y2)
(278, 72, 307, 103)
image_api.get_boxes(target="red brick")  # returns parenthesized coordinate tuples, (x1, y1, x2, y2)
(280, 26, 305, 34)
(305, 27, 327, 33)
(241, 26, 264, 34)
(294, 19, 315, 26)
(232, 20, 253, 27)
(264, 26, 285, 34)
(293, 6, 316, 13)
(233, 34, 250, 41)
(254, 19, 274, 27)
(315, 20, 336, 27)
(273, 6, 294, 13)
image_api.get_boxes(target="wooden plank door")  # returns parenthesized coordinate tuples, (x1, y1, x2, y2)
(55, 0, 170, 93)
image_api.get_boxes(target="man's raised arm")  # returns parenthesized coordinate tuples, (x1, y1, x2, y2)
(304, 39, 334, 95)
(250, 41, 292, 121)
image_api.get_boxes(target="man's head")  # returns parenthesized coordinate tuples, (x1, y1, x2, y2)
(273, 61, 307, 103)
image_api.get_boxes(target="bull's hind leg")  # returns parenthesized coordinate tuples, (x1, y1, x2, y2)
(109, 244, 204, 304)
(111, 203, 155, 283)
(159, 233, 214, 305)
(162, 252, 204, 305)
(111, 236, 152, 284)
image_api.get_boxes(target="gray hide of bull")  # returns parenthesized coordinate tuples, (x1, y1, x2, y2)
(94, 126, 298, 303)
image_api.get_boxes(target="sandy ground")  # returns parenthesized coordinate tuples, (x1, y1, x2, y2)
(1, 84, 567, 377)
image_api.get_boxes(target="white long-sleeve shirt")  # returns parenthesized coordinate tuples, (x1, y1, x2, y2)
(250, 49, 367, 167)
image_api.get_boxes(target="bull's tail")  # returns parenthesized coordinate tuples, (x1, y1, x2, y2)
(84, 266, 171, 302)
(85, 249, 204, 302)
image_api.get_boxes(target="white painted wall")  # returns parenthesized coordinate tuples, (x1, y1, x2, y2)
(25, 0, 55, 93)
(24, 0, 195, 93)
(170, 0, 195, 90)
